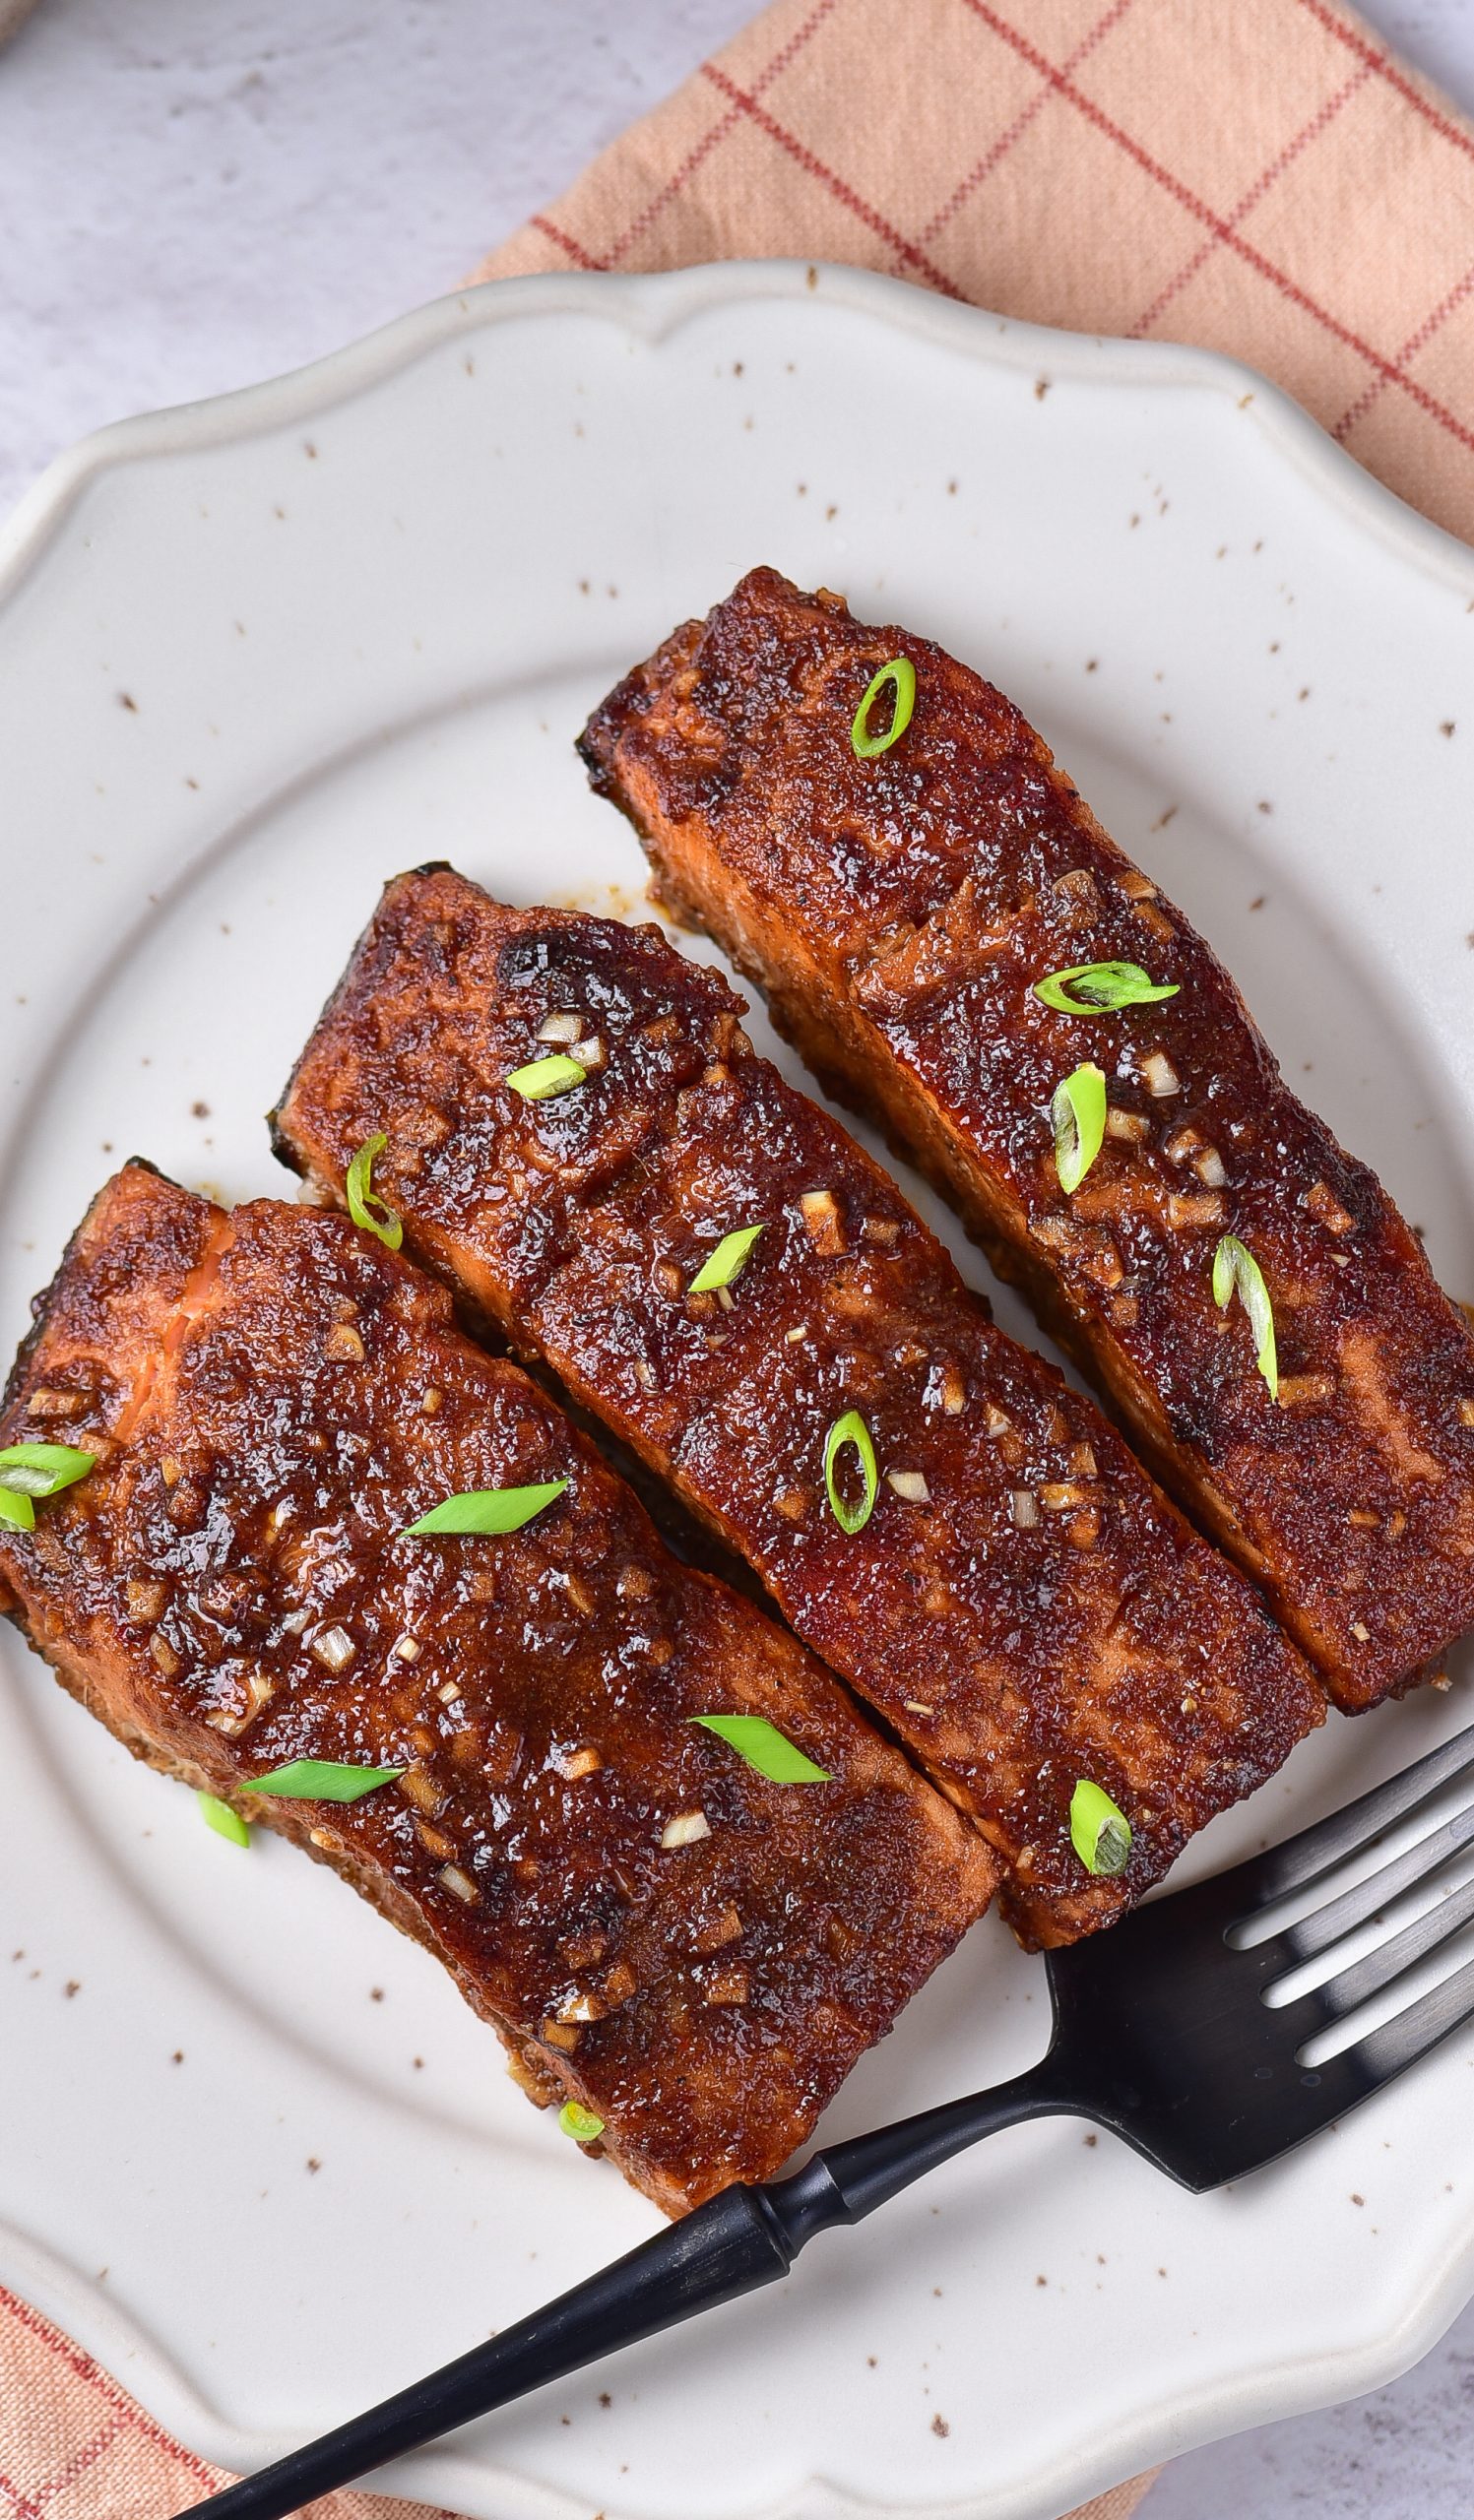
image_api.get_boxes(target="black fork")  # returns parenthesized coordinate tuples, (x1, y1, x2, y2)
(180, 1719, 1474, 2518)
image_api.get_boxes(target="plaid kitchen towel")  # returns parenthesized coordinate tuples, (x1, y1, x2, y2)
(480, 0, 1474, 545)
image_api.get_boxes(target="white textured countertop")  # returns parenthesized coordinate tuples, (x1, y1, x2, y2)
(2, 4, 1473, 2513)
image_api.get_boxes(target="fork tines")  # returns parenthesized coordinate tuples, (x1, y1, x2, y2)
(1237, 1721, 1474, 1912)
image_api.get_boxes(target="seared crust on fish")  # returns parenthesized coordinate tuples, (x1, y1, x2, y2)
(579, 566, 1474, 1711)
(0, 1164, 994, 2211)
(273, 870, 1321, 1947)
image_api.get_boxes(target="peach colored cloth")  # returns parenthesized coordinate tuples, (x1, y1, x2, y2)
(479, 0, 1474, 546)
(0, 2282, 467, 2519)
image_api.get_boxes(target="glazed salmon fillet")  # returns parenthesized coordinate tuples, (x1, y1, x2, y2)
(0, 1165, 994, 2212)
(273, 870, 1322, 1947)
(580, 567, 1474, 1712)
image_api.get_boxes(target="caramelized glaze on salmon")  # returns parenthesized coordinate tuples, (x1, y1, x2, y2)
(273, 872, 1322, 1947)
(0, 1165, 994, 2211)
(580, 567, 1474, 1711)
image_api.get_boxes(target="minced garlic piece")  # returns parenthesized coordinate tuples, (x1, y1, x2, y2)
(554, 1744, 604, 1781)
(311, 1625, 355, 1672)
(1139, 1050, 1181, 1098)
(799, 1189, 846, 1254)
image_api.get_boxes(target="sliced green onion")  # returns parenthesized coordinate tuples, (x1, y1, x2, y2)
(558, 2100, 606, 2144)
(239, 1759, 405, 1802)
(345, 1133, 403, 1253)
(198, 1792, 250, 1848)
(851, 657, 917, 759)
(0, 1444, 95, 1533)
(1069, 1779, 1132, 1877)
(0, 1443, 96, 1500)
(689, 1713, 831, 1783)
(1051, 1063, 1107, 1195)
(1212, 1234, 1279, 1400)
(688, 1224, 765, 1294)
(506, 1054, 587, 1102)
(823, 1409, 878, 1536)
(405, 1479, 568, 1538)
(1034, 961, 1180, 1014)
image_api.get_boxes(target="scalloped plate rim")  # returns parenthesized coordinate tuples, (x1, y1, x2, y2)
(1, 259, 1472, 2520)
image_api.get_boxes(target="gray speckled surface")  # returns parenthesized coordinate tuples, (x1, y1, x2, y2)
(2, 3, 1473, 2512)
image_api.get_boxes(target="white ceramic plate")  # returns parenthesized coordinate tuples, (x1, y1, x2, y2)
(2, 263, 1473, 2520)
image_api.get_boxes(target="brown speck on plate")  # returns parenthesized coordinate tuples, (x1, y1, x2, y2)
(306, 2158, 321, 2174)
(931, 2415, 950, 2437)
(191, 1101, 210, 1119)
(63, 1980, 80, 1997)
(1034, 378, 1051, 400)
(118, 693, 138, 713)
(1441, 721, 1456, 736)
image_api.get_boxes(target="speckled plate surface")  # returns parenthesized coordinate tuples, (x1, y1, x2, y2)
(1, 263, 1472, 2520)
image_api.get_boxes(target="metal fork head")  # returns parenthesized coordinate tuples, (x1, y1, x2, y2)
(1042, 1719, 1474, 2193)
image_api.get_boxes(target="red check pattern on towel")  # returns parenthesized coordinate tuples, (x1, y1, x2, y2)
(0, 2282, 466, 2520)
(480, 0, 1474, 544)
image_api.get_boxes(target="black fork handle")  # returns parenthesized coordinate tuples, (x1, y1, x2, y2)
(176, 2062, 1072, 2518)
